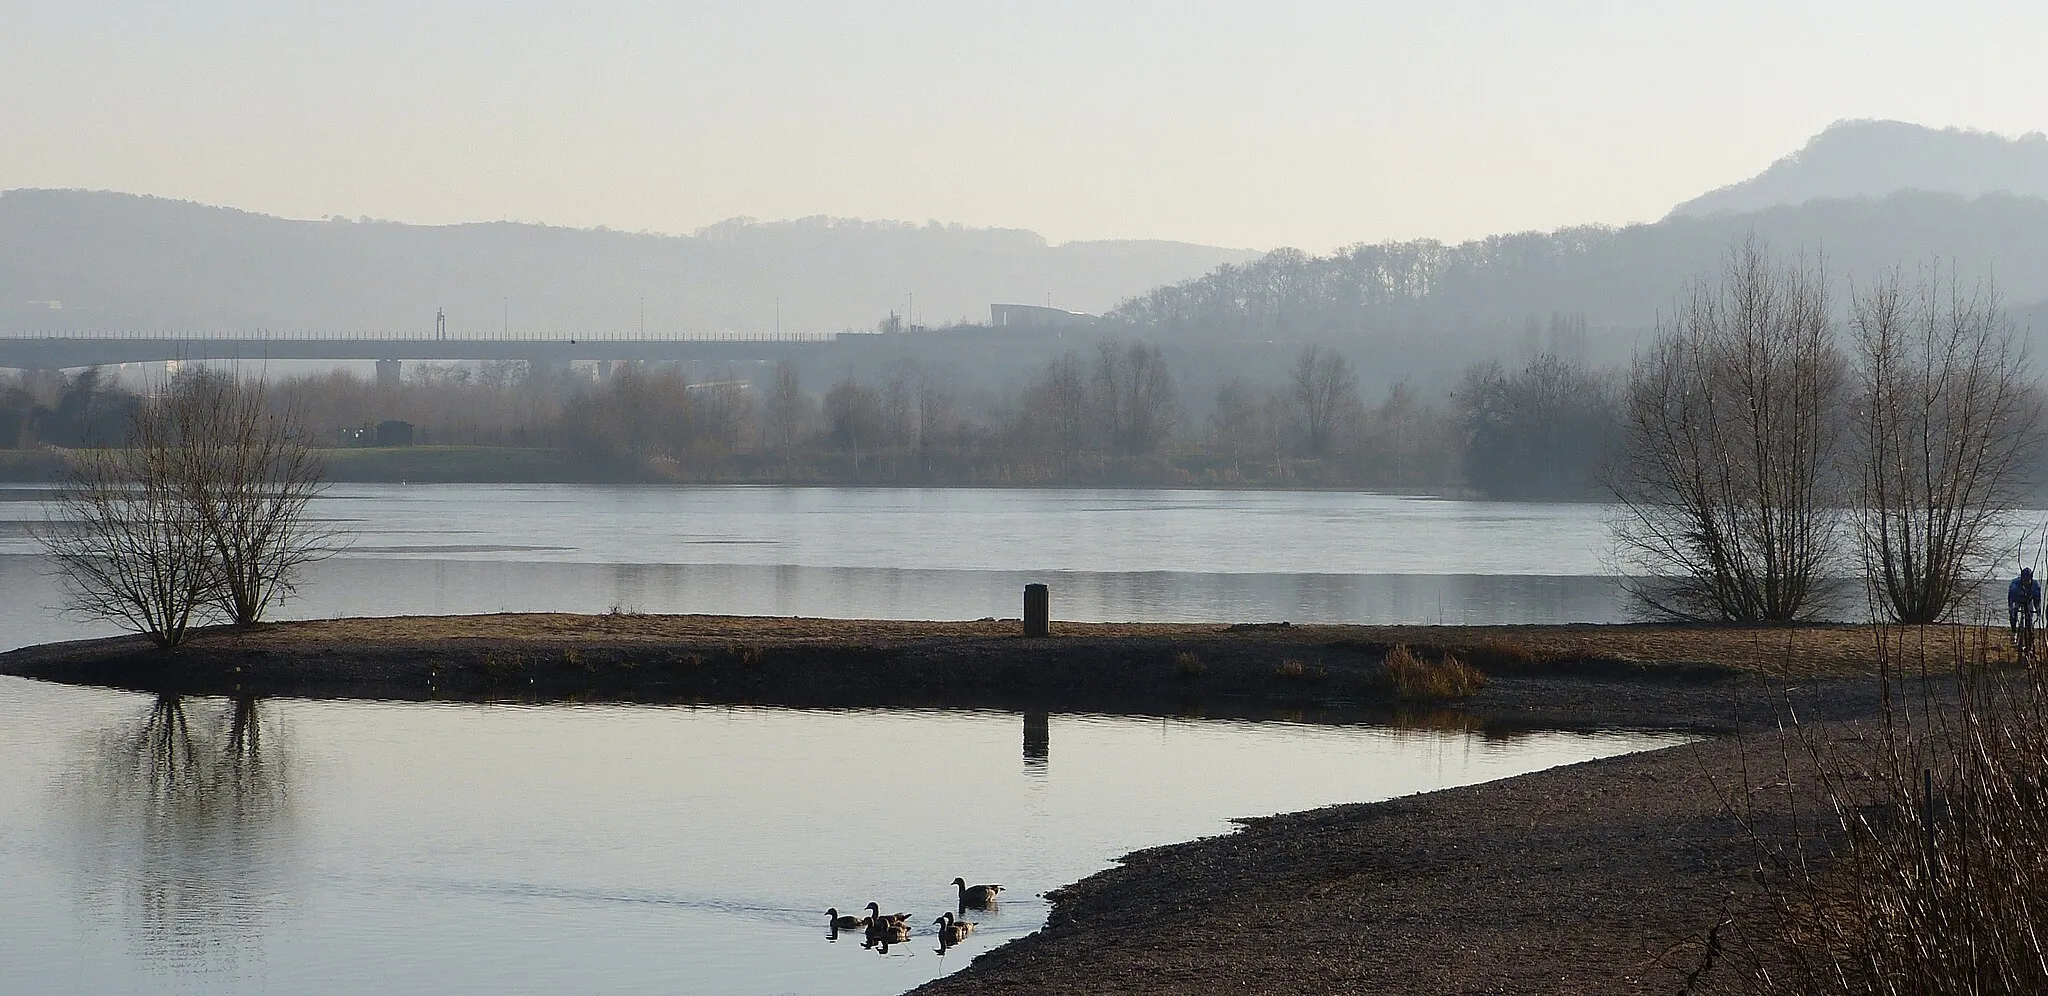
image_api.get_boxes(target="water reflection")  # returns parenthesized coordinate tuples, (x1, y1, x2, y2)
(0, 679, 1690, 996)
(1023, 711, 1049, 772)
(72, 695, 292, 972)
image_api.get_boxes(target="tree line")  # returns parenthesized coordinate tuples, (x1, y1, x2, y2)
(1, 345, 1623, 497)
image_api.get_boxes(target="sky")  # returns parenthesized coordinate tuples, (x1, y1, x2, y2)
(3, 0, 2046, 252)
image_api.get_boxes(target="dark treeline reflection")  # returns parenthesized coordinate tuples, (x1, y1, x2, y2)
(72, 695, 292, 969)
(2, 345, 1623, 498)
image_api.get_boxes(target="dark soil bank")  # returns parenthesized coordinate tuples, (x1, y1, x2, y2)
(0, 614, 1831, 732)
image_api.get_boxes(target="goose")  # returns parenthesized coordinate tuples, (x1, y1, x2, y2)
(863, 903, 913, 940)
(826, 908, 869, 931)
(935, 911, 978, 944)
(951, 878, 1004, 908)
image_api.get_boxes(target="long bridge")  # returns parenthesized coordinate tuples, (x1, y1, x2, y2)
(0, 330, 865, 383)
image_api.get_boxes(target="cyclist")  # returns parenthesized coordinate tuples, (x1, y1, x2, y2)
(2011, 567, 2042, 651)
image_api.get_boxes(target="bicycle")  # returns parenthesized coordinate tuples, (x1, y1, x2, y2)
(2016, 611, 2038, 667)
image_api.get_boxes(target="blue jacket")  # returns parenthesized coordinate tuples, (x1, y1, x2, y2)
(2012, 576, 2042, 609)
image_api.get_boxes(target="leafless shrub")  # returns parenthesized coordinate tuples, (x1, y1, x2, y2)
(39, 409, 219, 647)
(1611, 240, 1848, 623)
(38, 373, 333, 645)
(1721, 627, 2048, 994)
(173, 372, 333, 625)
(1850, 267, 2039, 624)
(1290, 344, 1361, 457)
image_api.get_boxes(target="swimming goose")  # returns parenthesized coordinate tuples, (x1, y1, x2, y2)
(826, 908, 869, 930)
(935, 912, 978, 943)
(951, 878, 1004, 908)
(863, 903, 913, 940)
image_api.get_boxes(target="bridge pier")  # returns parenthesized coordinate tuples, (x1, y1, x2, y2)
(375, 358, 403, 389)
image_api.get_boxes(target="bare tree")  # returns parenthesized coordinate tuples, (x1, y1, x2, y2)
(1091, 340, 1180, 464)
(173, 374, 332, 625)
(1851, 267, 2038, 623)
(40, 373, 332, 645)
(1290, 345, 1359, 456)
(1018, 353, 1090, 480)
(767, 359, 805, 476)
(823, 377, 884, 473)
(40, 396, 220, 647)
(1208, 377, 1263, 474)
(1611, 241, 1848, 622)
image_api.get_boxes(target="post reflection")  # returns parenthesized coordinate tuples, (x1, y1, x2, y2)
(1023, 711, 1049, 772)
(74, 694, 294, 971)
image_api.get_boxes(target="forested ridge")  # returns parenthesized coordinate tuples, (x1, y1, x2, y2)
(1103, 191, 2048, 366)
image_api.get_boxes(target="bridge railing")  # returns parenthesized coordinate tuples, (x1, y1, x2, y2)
(0, 329, 860, 343)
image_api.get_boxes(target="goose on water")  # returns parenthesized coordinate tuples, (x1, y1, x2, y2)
(951, 878, 1003, 908)
(935, 912, 978, 944)
(826, 908, 869, 930)
(863, 903, 912, 940)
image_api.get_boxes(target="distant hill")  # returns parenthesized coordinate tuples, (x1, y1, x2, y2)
(1106, 191, 2048, 392)
(0, 190, 1255, 335)
(1670, 120, 2048, 218)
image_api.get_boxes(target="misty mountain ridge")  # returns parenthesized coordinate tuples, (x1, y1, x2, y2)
(1107, 189, 2048, 396)
(0, 189, 1255, 335)
(1670, 119, 2048, 218)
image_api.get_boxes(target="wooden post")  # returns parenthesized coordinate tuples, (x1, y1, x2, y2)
(1024, 583, 1050, 637)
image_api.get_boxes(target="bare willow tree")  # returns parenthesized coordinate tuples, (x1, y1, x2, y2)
(41, 373, 331, 645)
(40, 403, 219, 647)
(1850, 268, 2038, 623)
(1611, 241, 1848, 622)
(171, 373, 331, 625)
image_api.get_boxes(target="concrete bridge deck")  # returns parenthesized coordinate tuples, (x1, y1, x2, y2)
(0, 332, 854, 374)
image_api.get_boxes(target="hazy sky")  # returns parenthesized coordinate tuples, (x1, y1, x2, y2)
(4, 1, 2044, 251)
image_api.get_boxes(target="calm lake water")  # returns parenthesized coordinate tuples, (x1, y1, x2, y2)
(0, 484, 1629, 651)
(0, 679, 1686, 995)
(0, 484, 1691, 993)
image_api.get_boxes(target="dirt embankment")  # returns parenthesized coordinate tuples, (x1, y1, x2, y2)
(0, 614, 1931, 730)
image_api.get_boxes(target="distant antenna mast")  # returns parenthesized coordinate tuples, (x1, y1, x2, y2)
(639, 297, 645, 337)
(435, 307, 446, 341)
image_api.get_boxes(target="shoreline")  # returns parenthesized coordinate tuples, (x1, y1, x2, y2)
(0, 614, 1914, 730)
(911, 705, 1876, 995)
(1, 613, 1919, 992)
